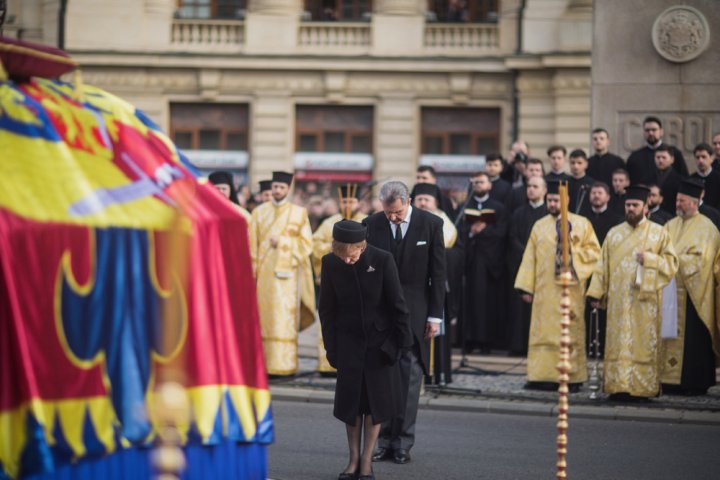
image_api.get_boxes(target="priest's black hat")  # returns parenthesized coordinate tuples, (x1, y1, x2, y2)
(339, 184, 361, 199)
(272, 171, 294, 185)
(625, 185, 650, 202)
(208, 170, 233, 187)
(411, 183, 441, 202)
(259, 180, 272, 192)
(678, 178, 704, 199)
(546, 180, 561, 195)
(332, 220, 367, 243)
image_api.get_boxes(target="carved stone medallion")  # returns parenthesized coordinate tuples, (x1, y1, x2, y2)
(651, 6, 710, 63)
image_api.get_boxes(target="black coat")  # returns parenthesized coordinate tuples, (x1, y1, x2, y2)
(648, 207, 674, 226)
(461, 197, 509, 345)
(657, 167, 681, 214)
(490, 178, 512, 203)
(691, 171, 720, 210)
(319, 245, 413, 425)
(587, 152, 625, 187)
(362, 208, 446, 374)
(626, 144, 688, 185)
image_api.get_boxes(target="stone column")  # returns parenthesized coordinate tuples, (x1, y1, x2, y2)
(371, 0, 425, 56)
(552, 69, 591, 148)
(374, 93, 418, 186)
(245, 0, 302, 54)
(249, 93, 295, 185)
(516, 70, 555, 160)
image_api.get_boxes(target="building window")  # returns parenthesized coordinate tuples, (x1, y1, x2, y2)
(421, 107, 500, 155)
(176, 0, 247, 20)
(304, 0, 372, 21)
(170, 103, 249, 150)
(296, 105, 373, 153)
(428, 0, 499, 23)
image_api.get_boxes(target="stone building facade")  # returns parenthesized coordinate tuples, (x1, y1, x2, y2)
(4, 0, 592, 191)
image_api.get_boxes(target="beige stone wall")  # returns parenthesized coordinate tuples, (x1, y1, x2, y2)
(592, 0, 720, 161)
(5, 0, 593, 185)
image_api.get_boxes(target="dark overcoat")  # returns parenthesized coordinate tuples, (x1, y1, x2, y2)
(362, 208, 446, 374)
(319, 245, 413, 426)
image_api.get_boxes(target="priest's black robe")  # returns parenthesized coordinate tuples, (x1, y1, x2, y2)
(490, 177, 512, 203)
(626, 144, 688, 185)
(608, 192, 626, 216)
(587, 152, 625, 187)
(691, 170, 720, 210)
(700, 203, 720, 231)
(657, 167, 681, 214)
(461, 197, 509, 350)
(505, 184, 527, 214)
(568, 174, 595, 213)
(663, 299, 716, 395)
(506, 202, 547, 354)
(648, 206, 674, 225)
(545, 171, 570, 184)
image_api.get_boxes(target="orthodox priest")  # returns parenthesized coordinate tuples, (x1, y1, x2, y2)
(462, 172, 509, 353)
(312, 184, 367, 374)
(661, 179, 720, 395)
(507, 176, 547, 355)
(587, 186, 678, 400)
(514, 181, 600, 389)
(249, 171, 316, 375)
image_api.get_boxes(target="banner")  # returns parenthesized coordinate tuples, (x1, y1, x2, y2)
(0, 78, 272, 479)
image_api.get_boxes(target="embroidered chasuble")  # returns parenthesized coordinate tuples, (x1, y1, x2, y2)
(514, 213, 600, 383)
(660, 213, 720, 386)
(311, 211, 366, 373)
(587, 220, 678, 397)
(250, 200, 315, 375)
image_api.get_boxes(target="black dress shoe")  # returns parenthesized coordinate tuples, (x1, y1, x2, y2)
(357, 474, 375, 480)
(372, 448, 393, 462)
(393, 449, 411, 464)
(338, 470, 357, 480)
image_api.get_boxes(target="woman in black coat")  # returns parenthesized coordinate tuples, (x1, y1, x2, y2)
(319, 220, 412, 480)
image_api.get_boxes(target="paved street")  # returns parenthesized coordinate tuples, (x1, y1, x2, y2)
(268, 400, 720, 480)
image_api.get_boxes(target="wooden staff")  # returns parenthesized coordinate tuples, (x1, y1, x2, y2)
(429, 334, 435, 384)
(556, 181, 572, 480)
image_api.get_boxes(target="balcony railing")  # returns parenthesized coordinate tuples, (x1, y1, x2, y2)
(298, 22, 371, 54)
(167, 20, 499, 56)
(424, 24, 499, 52)
(170, 19, 244, 52)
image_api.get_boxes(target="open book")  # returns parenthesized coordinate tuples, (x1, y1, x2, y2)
(463, 208, 497, 225)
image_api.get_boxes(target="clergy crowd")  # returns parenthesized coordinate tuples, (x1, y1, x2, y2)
(205, 116, 720, 409)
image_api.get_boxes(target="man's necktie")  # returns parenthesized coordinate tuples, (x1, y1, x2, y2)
(394, 223, 403, 244)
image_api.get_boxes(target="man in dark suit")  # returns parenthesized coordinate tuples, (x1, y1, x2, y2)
(365, 181, 446, 465)
(626, 116, 688, 185)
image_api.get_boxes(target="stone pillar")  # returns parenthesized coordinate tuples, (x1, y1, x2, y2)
(517, 70, 555, 161)
(552, 69, 591, 149)
(374, 93, 418, 186)
(245, 0, 301, 54)
(592, 0, 719, 161)
(249, 93, 295, 185)
(371, 0, 424, 56)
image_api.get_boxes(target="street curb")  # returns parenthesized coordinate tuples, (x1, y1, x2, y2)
(270, 386, 720, 426)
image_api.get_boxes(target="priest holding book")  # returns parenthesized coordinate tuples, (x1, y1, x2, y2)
(461, 171, 509, 353)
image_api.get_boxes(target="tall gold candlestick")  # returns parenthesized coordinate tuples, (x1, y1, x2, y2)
(556, 181, 571, 480)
